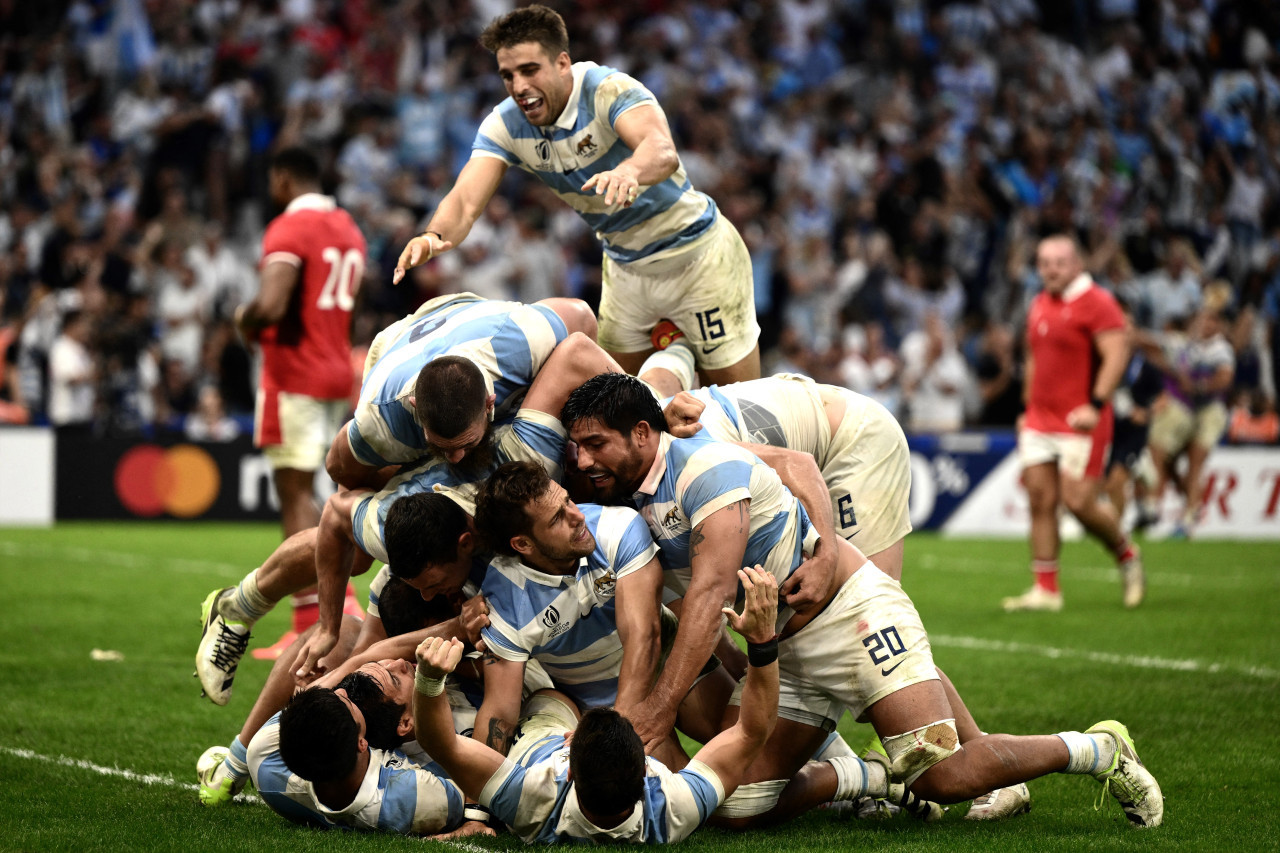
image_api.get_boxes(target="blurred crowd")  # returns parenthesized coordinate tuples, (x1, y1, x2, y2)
(1, 0, 1279, 446)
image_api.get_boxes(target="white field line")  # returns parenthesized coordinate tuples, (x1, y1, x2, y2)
(0, 746, 259, 803)
(931, 634, 1279, 680)
(0, 541, 246, 577)
(0, 745, 495, 851)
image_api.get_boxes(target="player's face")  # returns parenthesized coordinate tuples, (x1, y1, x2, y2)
(1035, 237, 1083, 295)
(426, 416, 494, 474)
(524, 480, 595, 567)
(569, 418, 648, 503)
(356, 658, 415, 709)
(495, 42, 572, 127)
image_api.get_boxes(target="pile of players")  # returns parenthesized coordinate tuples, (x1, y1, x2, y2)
(193, 288, 1163, 841)
(192, 6, 1163, 843)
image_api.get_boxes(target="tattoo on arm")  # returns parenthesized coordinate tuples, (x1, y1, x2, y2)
(485, 719, 514, 752)
(688, 524, 706, 560)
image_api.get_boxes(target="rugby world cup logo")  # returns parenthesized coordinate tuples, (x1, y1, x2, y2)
(542, 605, 560, 628)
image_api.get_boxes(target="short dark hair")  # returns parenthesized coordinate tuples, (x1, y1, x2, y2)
(338, 671, 405, 751)
(269, 147, 321, 184)
(561, 372, 666, 438)
(474, 461, 552, 558)
(569, 708, 645, 817)
(278, 688, 358, 783)
(414, 356, 488, 439)
(378, 575, 455, 637)
(479, 4, 569, 59)
(384, 492, 472, 580)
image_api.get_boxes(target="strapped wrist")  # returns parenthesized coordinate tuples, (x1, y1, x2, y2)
(415, 667, 446, 696)
(746, 635, 779, 667)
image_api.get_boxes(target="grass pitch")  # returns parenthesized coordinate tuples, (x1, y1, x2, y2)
(1, 523, 1277, 852)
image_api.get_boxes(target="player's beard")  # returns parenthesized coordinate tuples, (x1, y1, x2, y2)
(448, 423, 496, 478)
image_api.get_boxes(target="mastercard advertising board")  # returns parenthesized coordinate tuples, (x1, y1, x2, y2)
(55, 434, 285, 521)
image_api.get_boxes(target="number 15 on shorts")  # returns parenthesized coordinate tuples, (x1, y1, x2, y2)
(863, 626, 906, 676)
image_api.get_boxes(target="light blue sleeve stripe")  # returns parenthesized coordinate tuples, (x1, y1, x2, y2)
(607, 83, 655, 125)
(347, 418, 394, 468)
(682, 458, 753, 519)
(473, 132, 521, 165)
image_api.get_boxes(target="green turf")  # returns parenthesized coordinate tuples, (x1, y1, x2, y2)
(1, 523, 1277, 851)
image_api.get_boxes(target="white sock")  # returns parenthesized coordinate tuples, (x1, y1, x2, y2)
(225, 735, 250, 779)
(223, 569, 273, 624)
(639, 339, 698, 393)
(830, 755, 888, 800)
(1057, 731, 1117, 775)
(814, 731, 856, 762)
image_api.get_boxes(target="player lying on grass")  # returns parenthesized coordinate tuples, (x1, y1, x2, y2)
(561, 372, 1165, 830)
(410, 567, 783, 844)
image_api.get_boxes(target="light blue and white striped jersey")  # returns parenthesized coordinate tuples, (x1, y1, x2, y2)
(472, 62, 716, 265)
(632, 432, 816, 622)
(680, 375, 828, 458)
(480, 734, 725, 844)
(350, 294, 568, 467)
(247, 711, 464, 835)
(352, 409, 567, 564)
(480, 504, 658, 709)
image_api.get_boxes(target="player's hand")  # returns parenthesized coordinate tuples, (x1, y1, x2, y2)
(582, 167, 641, 207)
(232, 304, 258, 346)
(426, 819, 497, 840)
(624, 700, 678, 756)
(1065, 403, 1100, 433)
(393, 233, 453, 284)
(723, 566, 779, 645)
(292, 628, 340, 683)
(460, 594, 491, 646)
(415, 635, 465, 679)
(780, 539, 835, 615)
(663, 392, 704, 438)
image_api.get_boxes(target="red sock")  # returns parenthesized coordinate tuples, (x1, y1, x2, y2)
(1115, 538, 1136, 564)
(1032, 560, 1059, 593)
(291, 591, 319, 633)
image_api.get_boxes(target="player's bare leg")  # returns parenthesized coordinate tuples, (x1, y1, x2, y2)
(1004, 461, 1064, 611)
(700, 343, 761, 386)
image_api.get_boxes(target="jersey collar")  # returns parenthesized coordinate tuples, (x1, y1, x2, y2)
(633, 432, 672, 500)
(1060, 272, 1093, 303)
(284, 192, 337, 214)
(304, 750, 383, 817)
(552, 62, 598, 131)
(559, 785, 645, 841)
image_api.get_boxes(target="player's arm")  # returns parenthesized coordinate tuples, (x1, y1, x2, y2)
(393, 157, 508, 283)
(688, 568, 779, 794)
(414, 637, 509, 799)
(325, 421, 401, 491)
(1091, 328, 1131, 404)
(612, 555, 664, 718)
(315, 618, 466, 689)
(735, 442, 838, 614)
(582, 103, 679, 206)
(521, 332, 623, 417)
(471, 652, 526, 755)
(236, 261, 299, 340)
(291, 489, 373, 681)
(635, 502, 748, 751)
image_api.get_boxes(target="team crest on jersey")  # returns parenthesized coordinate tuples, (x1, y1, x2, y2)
(593, 570, 616, 597)
(575, 134, 598, 157)
(661, 506, 684, 531)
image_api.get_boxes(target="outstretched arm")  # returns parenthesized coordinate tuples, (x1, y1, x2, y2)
(393, 157, 508, 284)
(631, 502, 748, 752)
(688, 567, 779, 794)
(471, 654, 527, 756)
(582, 103, 679, 206)
(414, 636, 508, 800)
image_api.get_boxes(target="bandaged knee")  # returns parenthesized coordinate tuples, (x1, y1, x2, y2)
(713, 779, 788, 818)
(881, 718, 960, 786)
